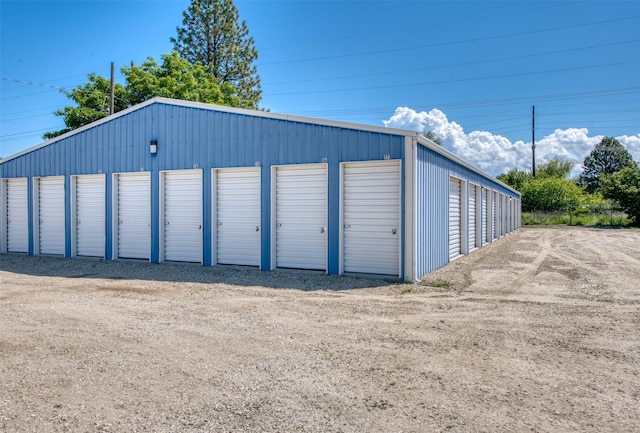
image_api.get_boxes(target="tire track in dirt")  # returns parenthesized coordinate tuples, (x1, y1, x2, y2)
(499, 230, 553, 292)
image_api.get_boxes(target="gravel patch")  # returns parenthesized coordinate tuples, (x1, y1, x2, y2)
(1, 226, 639, 432)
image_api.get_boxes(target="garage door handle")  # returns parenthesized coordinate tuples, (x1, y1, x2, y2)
(392, 228, 397, 235)
(344, 224, 351, 228)
(277, 223, 282, 227)
(320, 227, 326, 233)
(198, 225, 202, 230)
(256, 226, 260, 232)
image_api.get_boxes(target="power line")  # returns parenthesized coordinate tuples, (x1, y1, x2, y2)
(264, 39, 640, 87)
(258, 15, 640, 67)
(0, 105, 61, 117)
(259, 0, 576, 52)
(0, 89, 60, 101)
(0, 77, 70, 91)
(0, 126, 61, 139)
(265, 61, 640, 97)
(1, 112, 58, 123)
(273, 87, 640, 120)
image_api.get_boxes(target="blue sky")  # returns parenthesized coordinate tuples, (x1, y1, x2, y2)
(1, 0, 639, 175)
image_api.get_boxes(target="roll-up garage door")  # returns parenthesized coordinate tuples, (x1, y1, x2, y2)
(493, 191, 499, 240)
(37, 177, 65, 255)
(343, 161, 400, 276)
(482, 188, 489, 244)
(501, 195, 507, 236)
(275, 164, 327, 270)
(468, 184, 477, 250)
(75, 175, 105, 257)
(216, 167, 260, 267)
(116, 173, 150, 259)
(449, 177, 462, 260)
(507, 198, 512, 233)
(4, 178, 28, 253)
(162, 170, 202, 263)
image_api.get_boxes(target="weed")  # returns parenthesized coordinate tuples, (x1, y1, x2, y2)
(364, 397, 393, 411)
(522, 211, 632, 227)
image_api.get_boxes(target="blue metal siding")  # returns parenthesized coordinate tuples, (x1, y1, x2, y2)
(1, 101, 405, 273)
(1, 100, 520, 279)
(415, 143, 520, 279)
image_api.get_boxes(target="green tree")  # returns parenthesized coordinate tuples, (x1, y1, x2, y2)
(601, 163, 640, 226)
(580, 137, 635, 193)
(44, 52, 247, 139)
(497, 168, 532, 192)
(521, 177, 584, 213)
(419, 130, 442, 145)
(122, 52, 242, 107)
(43, 73, 128, 139)
(171, 0, 261, 107)
(537, 156, 574, 179)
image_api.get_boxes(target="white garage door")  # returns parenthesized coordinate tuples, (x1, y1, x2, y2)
(116, 173, 150, 259)
(482, 188, 490, 244)
(507, 198, 512, 233)
(162, 170, 202, 263)
(275, 164, 327, 270)
(502, 195, 508, 236)
(493, 191, 499, 240)
(468, 184, 477, 250)
(449, 177, 462, 260)
(75, 175, 105, 257)
(4, 178, 28, 253)
(37, 177, 65, 255)
(343, 161, 400, 276)
(216, 168, 260, 266)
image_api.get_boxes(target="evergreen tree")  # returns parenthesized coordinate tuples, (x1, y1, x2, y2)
(580, 137, 634, 193)
(537, 156, 574, 179)
(171, 0, 261, 108)
(419, 130, 442, 145)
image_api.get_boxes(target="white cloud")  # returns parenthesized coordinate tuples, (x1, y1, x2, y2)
(617, 134, 640, 160)
(382, 107, 640, 176)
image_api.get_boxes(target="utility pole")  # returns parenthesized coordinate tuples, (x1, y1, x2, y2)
(109, 62, 115, 115)
(531, 105, 536, 177)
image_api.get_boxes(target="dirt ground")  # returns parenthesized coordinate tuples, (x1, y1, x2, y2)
(1, 226, 639, 433)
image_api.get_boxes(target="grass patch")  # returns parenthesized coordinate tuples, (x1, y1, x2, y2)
(522, 211, 632, 227)
(421, 279, 453, 289)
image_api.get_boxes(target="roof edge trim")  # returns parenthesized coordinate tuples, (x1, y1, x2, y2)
(416, 135, 520, 195)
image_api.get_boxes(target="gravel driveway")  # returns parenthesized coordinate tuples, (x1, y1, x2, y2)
(1, 226, 639, 432)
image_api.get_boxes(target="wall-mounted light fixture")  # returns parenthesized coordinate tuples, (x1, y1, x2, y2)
(150, 140, 158, 154)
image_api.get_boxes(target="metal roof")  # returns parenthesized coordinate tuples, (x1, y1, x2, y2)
(0, 97, 518, 194)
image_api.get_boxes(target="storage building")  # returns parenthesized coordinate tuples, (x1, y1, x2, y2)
(1, 98, 521, 281)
